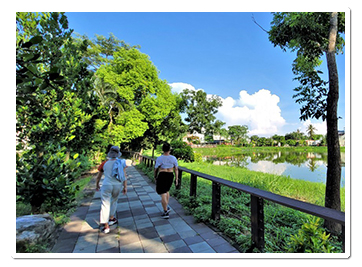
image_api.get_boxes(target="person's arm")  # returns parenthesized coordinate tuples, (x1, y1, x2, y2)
(174, 166, 179, 186)
(154, 157, 161, 179)
(96, 171, 102, 191)
(122, 167, 127, 194)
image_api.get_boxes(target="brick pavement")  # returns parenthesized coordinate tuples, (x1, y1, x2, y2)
(51, 165, 239, 254)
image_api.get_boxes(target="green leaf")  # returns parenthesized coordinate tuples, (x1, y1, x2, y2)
(73, 153, 79, 159)
(29, 35, 43, 45)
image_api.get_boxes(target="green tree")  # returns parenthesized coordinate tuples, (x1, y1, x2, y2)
(181, 89, 223, 136)
(95, 47, 180, 152)
(16, 12, 95, 211)
(269, 12, 344, 232)
(76, 32, 139, 71)
(285, 130, 306, 141)
(16, 12, 96, 155)
(272, 135, 285, 146)
(228, 125, 248, 145)
(307, 124, 317, 140)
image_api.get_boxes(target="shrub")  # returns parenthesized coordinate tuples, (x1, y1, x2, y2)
(286, 217, 340, 253)
(170, 140, 195, 162)
(16, 145, 81, 213)
(194, 152, 203, 162)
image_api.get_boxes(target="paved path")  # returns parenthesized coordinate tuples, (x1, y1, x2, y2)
(51, 165, 239, 254)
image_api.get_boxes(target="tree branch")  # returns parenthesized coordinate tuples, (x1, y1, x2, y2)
(252, 13, 269, 33)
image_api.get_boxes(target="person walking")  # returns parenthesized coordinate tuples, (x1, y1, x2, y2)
(154, 143, 178, 219)
(96, 145, 127, 233)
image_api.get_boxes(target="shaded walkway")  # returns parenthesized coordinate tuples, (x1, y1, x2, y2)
(52, 165, 239, 253)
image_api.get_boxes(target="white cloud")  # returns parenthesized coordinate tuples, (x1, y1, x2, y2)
(217, 89, 286, 136)
(169, 82, 201, 94)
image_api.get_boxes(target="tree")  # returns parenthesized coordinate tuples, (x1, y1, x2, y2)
(16, 12, 96, 155)
(285, 130, 306, 141)
(95, 47, 180, 153)
(307, 124, 317, 140)
(76, 33, 139, 71)
(16, 12, 96, 211)
(181, 89, 223, 136)
(272, 135, 285, 146)
(269, 12, 344, 232)
(228, 125, 248, 145)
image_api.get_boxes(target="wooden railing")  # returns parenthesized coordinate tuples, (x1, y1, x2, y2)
(124, 152, 345, 252)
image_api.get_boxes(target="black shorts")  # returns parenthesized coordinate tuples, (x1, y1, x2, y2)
(156, 172, 174, 195)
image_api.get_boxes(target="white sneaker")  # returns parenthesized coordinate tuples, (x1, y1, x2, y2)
(101, 227, 110, 234)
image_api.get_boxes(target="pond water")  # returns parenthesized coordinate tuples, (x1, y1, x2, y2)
(203, 151, 345, 186)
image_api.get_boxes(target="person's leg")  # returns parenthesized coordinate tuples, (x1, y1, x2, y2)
(160, 193, 168, 212)
(100, 185, 112, 231)
(109, 185, 122, 220)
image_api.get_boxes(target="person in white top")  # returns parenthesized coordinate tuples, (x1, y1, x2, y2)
(96, 146, 127, 233)
(154, 143, 178, 219)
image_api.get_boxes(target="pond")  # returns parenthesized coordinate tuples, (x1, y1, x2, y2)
(203, 151, 345, 186)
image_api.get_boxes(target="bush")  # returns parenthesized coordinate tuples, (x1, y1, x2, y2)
(194, 152, 203, 162)
(16, 145, 82, 213)
(170, 140, 195, 162)
(286, 217, 341, 253)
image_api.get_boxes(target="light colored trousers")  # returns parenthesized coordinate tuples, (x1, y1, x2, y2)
(100, 184, 122, 224)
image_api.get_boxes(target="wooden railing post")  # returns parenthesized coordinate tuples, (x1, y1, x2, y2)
(211, 182, 221, 221)
(250, 195, 265, 252)
(190, 174, 197, 197)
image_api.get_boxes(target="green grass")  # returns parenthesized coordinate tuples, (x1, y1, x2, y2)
(142, 148, 345, 209)
(180, 161, 344, 210)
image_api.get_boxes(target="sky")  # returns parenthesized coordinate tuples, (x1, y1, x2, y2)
(65, 11, 347, 137)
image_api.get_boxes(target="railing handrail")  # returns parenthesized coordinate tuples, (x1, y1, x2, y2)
(138, 154, 345, 225)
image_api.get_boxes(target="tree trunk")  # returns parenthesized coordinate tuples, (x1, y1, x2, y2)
(324, 12, 342, 233)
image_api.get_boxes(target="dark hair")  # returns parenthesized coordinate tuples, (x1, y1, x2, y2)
(162, 142, 171, 152)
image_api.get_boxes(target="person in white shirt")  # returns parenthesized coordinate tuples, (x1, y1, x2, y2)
(154, 143, 178, 219)
(96, 146, 127, 233)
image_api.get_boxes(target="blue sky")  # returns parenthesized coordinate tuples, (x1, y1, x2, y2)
(65, 11, 346, 137)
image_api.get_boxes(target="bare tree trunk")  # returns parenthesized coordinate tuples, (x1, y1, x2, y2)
(324, 12, 342, 233)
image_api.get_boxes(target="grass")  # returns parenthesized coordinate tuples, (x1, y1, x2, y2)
(142, 148, 345, 210)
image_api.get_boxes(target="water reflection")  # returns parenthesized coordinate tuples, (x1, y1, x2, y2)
(204, 151, 345, 186)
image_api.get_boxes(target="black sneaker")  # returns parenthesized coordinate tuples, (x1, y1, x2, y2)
(161, 211, 169, 219)
(165, 206, 171, 215)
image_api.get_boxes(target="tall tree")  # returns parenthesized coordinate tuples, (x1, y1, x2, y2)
(181, 89, 223, 136)
(228, 125, 248, 145)
(16, 12, 96, 211)
(95, 47, 179, 149)
(16, 12, 96, 156)
(75, 32, 139, 71)
(307, 124, 317, 140)
(268, 12, 345, 233)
